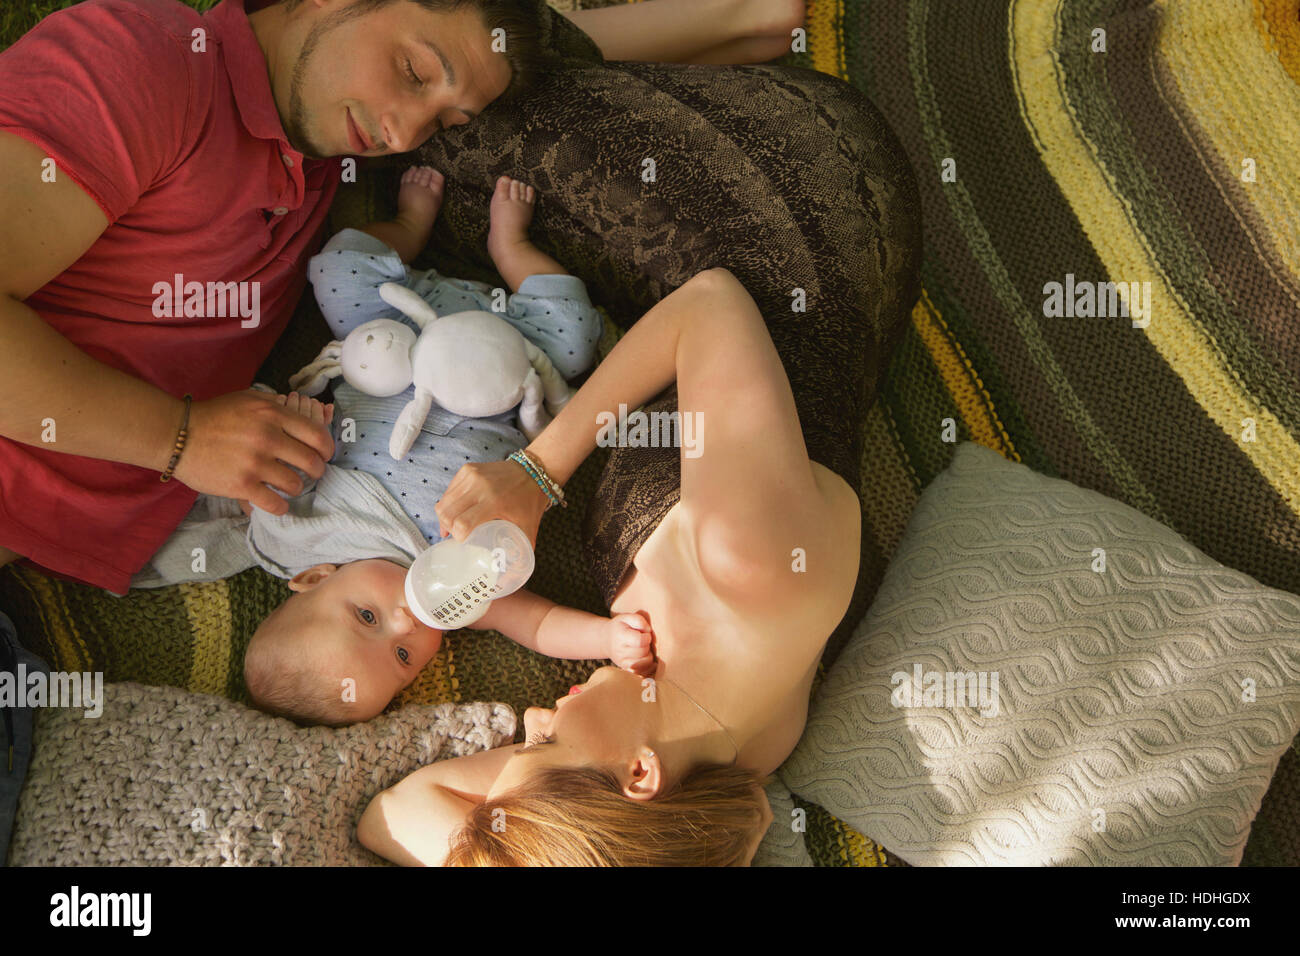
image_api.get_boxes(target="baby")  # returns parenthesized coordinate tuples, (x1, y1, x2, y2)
(240, 169, 653, 726)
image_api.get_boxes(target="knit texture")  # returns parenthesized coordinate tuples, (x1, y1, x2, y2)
(781, 442, 1300, 865)
(4, 0, 1299, 867)
(7, 685, 515, 866)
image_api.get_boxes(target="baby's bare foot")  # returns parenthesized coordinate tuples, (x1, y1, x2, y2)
(487, 175, 536, 256)
(396, 166, 445, 233)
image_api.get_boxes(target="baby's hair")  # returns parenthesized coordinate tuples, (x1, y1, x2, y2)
(245, 606, 358, 727)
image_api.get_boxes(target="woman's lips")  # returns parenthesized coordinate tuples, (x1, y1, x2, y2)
(568, 685, 583, 696)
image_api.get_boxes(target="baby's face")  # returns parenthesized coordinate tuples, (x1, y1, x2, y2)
(268, 559, 443, 719)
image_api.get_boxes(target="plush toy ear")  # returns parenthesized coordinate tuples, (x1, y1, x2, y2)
(289, 341, 344, 396)
(378, 281, 440, 329)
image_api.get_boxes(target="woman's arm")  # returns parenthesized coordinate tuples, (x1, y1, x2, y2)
(534, 267, 839, 597)
(358, 744, 519, 866)
(437, 267, 849, 602)
(434, 268, 725, 543)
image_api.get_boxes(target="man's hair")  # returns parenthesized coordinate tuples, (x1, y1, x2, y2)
(443, 764, 771, 865)
(281, 0, 546, 103)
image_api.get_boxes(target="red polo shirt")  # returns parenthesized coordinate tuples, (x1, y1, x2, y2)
(0, 0, 341, 593)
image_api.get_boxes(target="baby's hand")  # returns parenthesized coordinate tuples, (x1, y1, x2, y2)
(275, 390, 335, 427)
(608, 612, 656, 677)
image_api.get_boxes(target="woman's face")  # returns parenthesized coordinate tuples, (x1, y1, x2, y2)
(486, 666, 658, 800)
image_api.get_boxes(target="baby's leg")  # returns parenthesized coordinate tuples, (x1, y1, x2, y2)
(486, 176, 567, 292)
(356, 166, 445, 265)
(558, 0, 804, 65)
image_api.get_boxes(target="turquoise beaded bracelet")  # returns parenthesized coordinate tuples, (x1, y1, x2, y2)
(508, 450, 567, 509)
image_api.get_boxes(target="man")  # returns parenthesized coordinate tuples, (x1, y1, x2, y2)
(0, 0, 806, 594)
(0, 0, 540, 593)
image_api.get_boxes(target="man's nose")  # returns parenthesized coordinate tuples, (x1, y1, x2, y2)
(382, 108, 438, 154)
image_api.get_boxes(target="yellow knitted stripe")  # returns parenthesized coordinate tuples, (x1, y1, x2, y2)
(1161, 0, 1300, 279)
(180, 582, 232, 695)
(807, 0, 846, 79)
(1254, 0, 1300, 87)
(826, 813, 886, 866)
(911, 289, 1020, 462)
(840, 818, 887, 866)
(1010, 0, 1300, 514)
(18, 568, 90, 672)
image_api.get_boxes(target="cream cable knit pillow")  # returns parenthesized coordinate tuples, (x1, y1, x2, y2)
(781, 442, 1300, 866)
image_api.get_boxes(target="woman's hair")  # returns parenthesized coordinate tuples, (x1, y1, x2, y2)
(444, 763, 772, 866)
(280, 0, 546, 102)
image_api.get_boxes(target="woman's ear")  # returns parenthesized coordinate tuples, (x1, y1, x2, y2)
(287, 564, 338, 592)
(620, 746, 663, 801)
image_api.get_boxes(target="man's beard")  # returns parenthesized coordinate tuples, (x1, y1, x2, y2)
(284, 11, 349, 160)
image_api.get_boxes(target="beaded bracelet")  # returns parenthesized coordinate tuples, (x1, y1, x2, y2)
(508, 449, 566, 509)
(521, 450, 567, 507)
(159, 394, 193, 483)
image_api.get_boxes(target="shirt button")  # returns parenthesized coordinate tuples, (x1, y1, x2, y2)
(272, 206, 289, 216)
(282, 154, 295, 168)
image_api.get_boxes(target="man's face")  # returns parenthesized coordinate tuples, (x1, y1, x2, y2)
(277, 0, 514, 160)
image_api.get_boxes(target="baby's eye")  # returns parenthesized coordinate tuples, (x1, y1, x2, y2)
(357, 608, 377, 626)
(397, 646, 410, 665)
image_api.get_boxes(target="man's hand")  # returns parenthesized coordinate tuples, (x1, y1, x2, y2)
(174, 389, 335, 516)
(608, 612, 656, 677)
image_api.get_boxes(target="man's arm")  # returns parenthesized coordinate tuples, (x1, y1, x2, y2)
(0, 132, 334, 514)
(0, 131, 177, 467)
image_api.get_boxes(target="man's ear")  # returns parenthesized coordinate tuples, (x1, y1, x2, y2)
(620, 747, 663, 802)
(288, 564, 338, 592)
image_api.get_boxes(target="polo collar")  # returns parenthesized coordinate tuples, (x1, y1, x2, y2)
(204, 0, 299, 152)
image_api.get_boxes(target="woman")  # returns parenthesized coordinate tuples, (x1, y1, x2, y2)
(358, 266, 862, 865)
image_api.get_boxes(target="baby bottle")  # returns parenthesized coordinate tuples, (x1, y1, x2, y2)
(404, 520, 535, 629)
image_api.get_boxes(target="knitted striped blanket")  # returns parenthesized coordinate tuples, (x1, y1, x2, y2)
(4, 0, 1298, 866)
(865, 0, 1300, 865)
(558, 0, 1300, 865)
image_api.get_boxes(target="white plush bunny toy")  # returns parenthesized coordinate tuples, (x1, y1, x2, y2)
(289, 282, 573, 460)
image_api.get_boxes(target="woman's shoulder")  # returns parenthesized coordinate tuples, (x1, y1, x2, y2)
(689, 460, 861, 618)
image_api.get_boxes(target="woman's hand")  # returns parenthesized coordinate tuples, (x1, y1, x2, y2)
(607, 612, 656, 677)
(434, 458, 552, 546)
